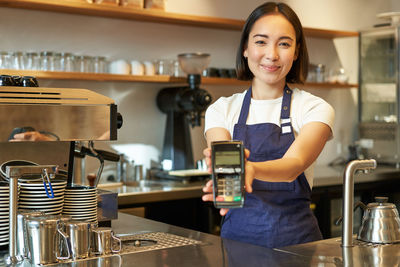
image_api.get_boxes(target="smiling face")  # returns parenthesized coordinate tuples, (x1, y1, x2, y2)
(243, 14, 298, 90)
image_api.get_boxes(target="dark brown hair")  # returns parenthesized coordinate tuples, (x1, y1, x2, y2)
(236, 2, 308, 84)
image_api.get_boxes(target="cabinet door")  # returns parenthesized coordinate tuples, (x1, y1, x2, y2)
(360, 27, 398, 123)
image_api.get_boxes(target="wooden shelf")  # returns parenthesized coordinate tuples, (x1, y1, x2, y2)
(0, 69, 358, 88)
(0, 0, 359, 38)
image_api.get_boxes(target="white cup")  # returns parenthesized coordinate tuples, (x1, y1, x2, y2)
(143, 61, 155, 75)
(109, 59, 130, 75)
(130, 60, 145, 75)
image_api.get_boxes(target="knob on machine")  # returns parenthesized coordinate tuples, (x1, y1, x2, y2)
(157, 53, 212, 171)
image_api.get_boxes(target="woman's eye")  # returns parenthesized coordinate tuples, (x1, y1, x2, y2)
(279, 42, 291, 48)
(255, 40, 266, 45)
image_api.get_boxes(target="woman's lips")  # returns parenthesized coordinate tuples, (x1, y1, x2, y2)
(261, 64, 280, 72)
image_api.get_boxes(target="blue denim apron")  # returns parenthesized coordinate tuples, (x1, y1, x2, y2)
(220, 85, 322, 248)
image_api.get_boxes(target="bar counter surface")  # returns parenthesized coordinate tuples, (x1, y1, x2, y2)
(4, 212, 397, 266)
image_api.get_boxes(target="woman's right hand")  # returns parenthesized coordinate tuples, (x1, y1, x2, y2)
(202, 147, 230, 216)
(202, 179, 230, 216)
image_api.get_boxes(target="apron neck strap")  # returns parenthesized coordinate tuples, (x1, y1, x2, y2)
(237, 87, 252, 125)
(280, 85, 292, 120)
(237, 85, 293, 125)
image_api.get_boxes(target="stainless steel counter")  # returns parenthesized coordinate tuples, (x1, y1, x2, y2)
(278, 236, 400, 266)
(102, 165, 400, 206)
(5, 213, 398, 266)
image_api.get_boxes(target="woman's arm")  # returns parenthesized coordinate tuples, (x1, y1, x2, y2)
(245, 121, 331, 191)
(205, 127, 232, 147)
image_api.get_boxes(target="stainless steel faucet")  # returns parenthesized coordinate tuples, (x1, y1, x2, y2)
(342, 159, 377, 247)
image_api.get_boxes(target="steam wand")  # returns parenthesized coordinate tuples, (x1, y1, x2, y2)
(88, 141, 104, 187)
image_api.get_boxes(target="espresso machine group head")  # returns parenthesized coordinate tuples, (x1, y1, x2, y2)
(157, 53, 212, 170)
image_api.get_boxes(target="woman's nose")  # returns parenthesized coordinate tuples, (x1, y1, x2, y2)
(265, 46, 279, 61)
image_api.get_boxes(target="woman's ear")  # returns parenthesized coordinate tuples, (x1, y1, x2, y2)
(243, 49, 248, 59)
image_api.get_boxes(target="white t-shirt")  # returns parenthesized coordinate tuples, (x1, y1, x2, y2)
(204, 87, 335, 188)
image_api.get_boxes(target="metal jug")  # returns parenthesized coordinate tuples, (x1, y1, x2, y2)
(357, 197, 400, 244)
(25, 215, 71, 265)
(16, 210, 44, 260)
(65, 221, 93, 260)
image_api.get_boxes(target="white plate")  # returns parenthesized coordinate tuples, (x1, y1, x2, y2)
(19, 192, 64, 197)
(19, 205, 63, 210)
(63, 213, 97, 218)
(64, 204, 96, 209)
(0, 230, 9, 235)
(19, 206, 63, 211)
(63, 199, 97, 204)
(67, 215, 97, 220)
(62, 207, 97, 213)
(18, 199, 64, 207)
(19, 196, 64, 202)
(19, 192, 64, 198)
(65, 192, 97, 195)
(64, 202, 97, 209)
(19, 179, 67, 186)
(19, 185, 66, 191)
(64, 195, 96, 200)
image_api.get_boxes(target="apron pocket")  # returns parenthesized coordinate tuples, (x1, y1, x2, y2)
(252, 178, 295, 191)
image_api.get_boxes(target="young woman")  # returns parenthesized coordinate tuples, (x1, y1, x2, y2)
(202, 2, 334, 248)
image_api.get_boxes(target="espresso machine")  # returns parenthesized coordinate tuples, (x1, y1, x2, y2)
(0, 76, 122, 263)
(156, 53, 212, 171)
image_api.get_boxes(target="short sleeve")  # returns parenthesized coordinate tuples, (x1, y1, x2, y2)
(301, 95, 335, 135)
(204, 98, 229, 134)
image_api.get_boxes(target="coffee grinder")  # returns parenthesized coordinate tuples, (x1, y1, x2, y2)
(157, 53, 212, 171)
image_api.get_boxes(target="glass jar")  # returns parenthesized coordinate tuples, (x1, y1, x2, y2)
(40, 51, 55, 71)
(170, 59, 183, 77)
(315, 63, 325, 83)
(76, 55, 93, 72)
(53, 53, 62, 71)
(93, 56, 107, 73)
(24, 52, 40, 70)
(60, 53, 75, 72)
(0, 52, 11, 69)
(155, 59, 170, 75)
(11, 51, 24, 70)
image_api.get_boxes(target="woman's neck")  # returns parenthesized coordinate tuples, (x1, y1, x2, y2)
(251, 79, 286, 100)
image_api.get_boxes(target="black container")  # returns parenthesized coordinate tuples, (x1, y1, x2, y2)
(0, 75, 16, 86)
(21, 76, 39, 87)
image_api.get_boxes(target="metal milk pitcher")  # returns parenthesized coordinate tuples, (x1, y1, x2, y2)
(65, 221, 93, 260)
(16, 210, 44, 260)
(26, 216, 71, 265)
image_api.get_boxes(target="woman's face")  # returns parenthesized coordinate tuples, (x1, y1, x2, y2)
(244, 14, 298, 87)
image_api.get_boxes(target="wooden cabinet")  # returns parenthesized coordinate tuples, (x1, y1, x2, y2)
(0, 0, 359, 88)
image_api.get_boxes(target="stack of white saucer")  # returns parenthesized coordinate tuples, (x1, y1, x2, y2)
(62, 186, 98, 225)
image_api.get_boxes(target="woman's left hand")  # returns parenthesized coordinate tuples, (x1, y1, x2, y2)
(202, 148, 253, 215)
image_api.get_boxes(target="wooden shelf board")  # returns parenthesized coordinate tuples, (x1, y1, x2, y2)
(294, 82, 358, 89)
(0, 0, 359, 37)
(0, 69, 358, 88)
